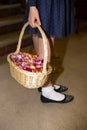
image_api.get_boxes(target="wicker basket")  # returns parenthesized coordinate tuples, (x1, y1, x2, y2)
(7, 22, 52, 89)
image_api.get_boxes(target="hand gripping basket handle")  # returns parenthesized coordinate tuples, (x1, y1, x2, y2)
(15, 22, 48, 73)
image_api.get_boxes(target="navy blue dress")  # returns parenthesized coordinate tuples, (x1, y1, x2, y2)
(24, 0, 76, 38)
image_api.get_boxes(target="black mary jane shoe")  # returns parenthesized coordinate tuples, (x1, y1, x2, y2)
(54, 85, 68, 93)
(40, 94, 74, 103)
(38, 85, 68, 93)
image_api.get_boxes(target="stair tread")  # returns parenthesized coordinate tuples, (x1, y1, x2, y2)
(0, 31, 31, 48)
(0, 3, 21, 10)
(0, 14, 24, 27)
(0, 4, 30, 56)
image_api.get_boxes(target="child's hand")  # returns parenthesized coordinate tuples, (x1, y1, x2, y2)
(28, 7, 41, 28)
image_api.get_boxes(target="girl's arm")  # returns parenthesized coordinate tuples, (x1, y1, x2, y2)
(27, 0, 41, 28)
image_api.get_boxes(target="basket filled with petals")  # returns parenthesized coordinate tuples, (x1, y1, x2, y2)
(7, 22, 52, 89)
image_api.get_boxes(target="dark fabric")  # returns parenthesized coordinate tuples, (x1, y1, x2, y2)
(24, 0, 76, 38)
(27, 0, 36, 6)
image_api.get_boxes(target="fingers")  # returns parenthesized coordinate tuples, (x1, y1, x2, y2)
(29, 17, 41, 28)
(28, 7, 41, 28)
(28, 17, 36, 28)
(36, 17, 41, 26)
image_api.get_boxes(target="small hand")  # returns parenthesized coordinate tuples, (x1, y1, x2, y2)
(28, 7, 41, 28)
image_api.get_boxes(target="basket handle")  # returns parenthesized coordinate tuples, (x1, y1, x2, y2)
(15, 22, 49, 73)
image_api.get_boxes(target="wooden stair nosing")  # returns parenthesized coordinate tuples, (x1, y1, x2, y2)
(0, 33, 31, 48)
(0, 36, 32, 56)
(0, 23, 23, 35)
(0, 14, 24, 27)
(0, 4, 24, 17)
(0, 4, 21, 10)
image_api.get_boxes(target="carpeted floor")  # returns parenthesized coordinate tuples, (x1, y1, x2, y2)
(0, 21, 87, 130)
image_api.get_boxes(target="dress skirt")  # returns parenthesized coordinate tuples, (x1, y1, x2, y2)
(24, 0, 76, 38)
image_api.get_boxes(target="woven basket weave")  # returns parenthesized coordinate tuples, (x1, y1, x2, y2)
(7, 22, 52, 89)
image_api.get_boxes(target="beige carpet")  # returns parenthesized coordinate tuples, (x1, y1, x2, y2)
(0, 22, 87, 130)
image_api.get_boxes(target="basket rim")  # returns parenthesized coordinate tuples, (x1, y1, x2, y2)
(7, 53, 52, 75)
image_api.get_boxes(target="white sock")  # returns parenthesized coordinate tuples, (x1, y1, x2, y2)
(42, 86, 65, 101)
(53, 84, 60, 90)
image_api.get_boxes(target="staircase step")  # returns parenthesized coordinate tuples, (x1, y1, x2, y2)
(0, 31, 32, 56)
(0, 4, 24, 17)
(0, 14, 24, 34)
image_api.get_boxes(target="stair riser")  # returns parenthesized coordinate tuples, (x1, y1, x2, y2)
(0, 5, 23, 17)
(0, 22, 23, 35)
(0, 38, 32, 56)
(0, 4, 29, 56)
